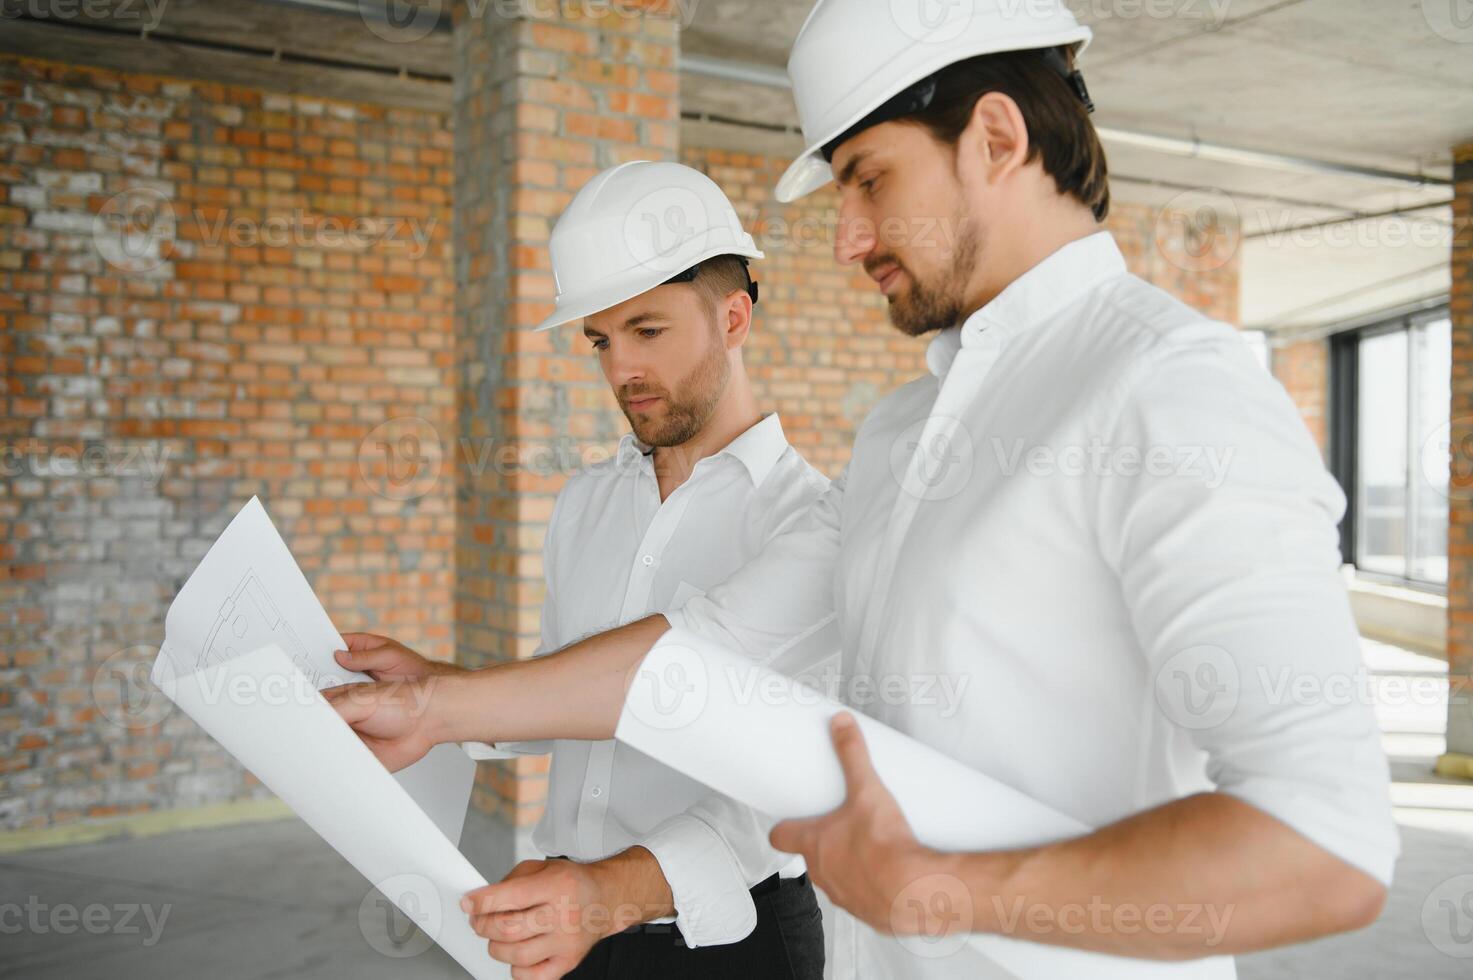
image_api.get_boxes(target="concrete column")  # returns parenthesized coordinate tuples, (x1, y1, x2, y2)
(451, 0, 680, 865)
(1438, 142, 1473, 779)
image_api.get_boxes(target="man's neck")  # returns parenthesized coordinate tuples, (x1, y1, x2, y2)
(650, 380, 762, 501)
(964, 212, 1104, 319)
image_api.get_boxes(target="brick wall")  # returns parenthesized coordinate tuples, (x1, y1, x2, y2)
(1271, 337, 1330, 458)
(0, 55, 454, 831)
(1447, 142, 1472, 759)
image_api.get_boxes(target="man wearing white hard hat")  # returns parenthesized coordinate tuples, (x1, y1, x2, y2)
(332, 161, 831, 979)
(330, 1, 1400, 977)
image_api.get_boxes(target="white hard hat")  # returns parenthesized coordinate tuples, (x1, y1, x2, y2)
(776, 0, 1093, 203)
(533, 161, 764, 332)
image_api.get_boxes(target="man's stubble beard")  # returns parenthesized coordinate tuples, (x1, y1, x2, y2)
(887, 202, 982, 338)
(623, 317, 731, 448)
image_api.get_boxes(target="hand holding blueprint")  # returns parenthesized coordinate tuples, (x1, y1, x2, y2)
(149, 496, 475, 845)
(618, 628, 1234, 980)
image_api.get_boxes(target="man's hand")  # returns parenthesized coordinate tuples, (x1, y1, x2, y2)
(463, 848, 674, 980)
(322, 678, 444, 772)
(769, 712, 947, 939)
(336, 632, 462, 681)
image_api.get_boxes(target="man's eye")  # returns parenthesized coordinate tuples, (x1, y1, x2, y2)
(639, 328, 663, 339)
(860, 177, 878, 196)
(590, 338, 608, 351)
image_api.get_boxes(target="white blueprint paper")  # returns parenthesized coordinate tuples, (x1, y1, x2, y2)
(617, 627, 1235, 980)
(150, 496, 475, 846)
(154, 644, 507, 980)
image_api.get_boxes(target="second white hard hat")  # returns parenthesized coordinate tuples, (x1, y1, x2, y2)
(776, 0, 1093, 203)
(533, 161, 764, 333)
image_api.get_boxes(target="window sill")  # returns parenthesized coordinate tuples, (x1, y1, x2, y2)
(1342, 566, 1447, 658)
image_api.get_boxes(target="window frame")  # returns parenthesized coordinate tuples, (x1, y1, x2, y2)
(1329, 305, 1451, 595)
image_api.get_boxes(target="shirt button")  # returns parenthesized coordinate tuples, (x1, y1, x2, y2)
(590, 786, 603, 798)
(641, 554, 654, 567)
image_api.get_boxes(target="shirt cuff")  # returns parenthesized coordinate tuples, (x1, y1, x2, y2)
(662, 604, 693, 634)
(458, 740, 552, 760)
(638, 813, 758, 948)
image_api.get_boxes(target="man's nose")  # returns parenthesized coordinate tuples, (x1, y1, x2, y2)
(607, 342, 646, 388)
(834, 207, 876, 267)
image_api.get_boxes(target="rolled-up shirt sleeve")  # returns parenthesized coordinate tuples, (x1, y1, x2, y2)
(1095, 326, 1399, 884)
(638, 467, 846, 946)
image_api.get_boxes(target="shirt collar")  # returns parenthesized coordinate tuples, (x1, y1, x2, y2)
(615, 411, 789, 488)
(924, 230, 1128, 379)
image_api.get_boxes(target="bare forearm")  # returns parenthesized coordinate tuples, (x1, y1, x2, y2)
(431, 614, 671, 745)
(933, 792, 1386, 958)
(588, 846, 676, 931)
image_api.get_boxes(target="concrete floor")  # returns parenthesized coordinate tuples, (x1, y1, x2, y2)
(3, 639, 1471, 979)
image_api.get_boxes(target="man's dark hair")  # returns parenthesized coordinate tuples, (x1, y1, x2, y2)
(670, 254, 759, 311)
(901, 45, 1109, 222)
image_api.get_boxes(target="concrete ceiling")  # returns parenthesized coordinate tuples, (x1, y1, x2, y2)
(10, 0, 1469, 335)
(679, 0, 1469, 336)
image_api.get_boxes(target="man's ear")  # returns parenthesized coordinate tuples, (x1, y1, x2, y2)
(722, 290, 754, 350)
(960, 91, 1031, 187)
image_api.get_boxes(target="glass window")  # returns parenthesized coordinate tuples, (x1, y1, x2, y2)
(1356, 329, 1409, 578)
(1347, 314, 1450, 589)
(1411, 318, 1451, 585)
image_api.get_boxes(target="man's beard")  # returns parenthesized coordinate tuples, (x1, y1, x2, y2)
(620, 322, 730, 448)
(875, 206, 981, 338)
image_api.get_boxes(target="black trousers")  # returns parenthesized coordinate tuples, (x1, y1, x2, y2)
(564, 873, 825, 980)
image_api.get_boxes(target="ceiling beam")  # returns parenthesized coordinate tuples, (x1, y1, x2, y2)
(681, 54, 1450, 190)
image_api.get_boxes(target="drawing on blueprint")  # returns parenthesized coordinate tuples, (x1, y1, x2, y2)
(200, 568, 320, 685)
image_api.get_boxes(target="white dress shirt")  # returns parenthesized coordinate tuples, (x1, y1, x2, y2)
(510, 411, 839, 948)
(666, 231, 1400, 978)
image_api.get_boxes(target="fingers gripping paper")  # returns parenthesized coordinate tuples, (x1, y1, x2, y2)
(615, 628, 1235, 980)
